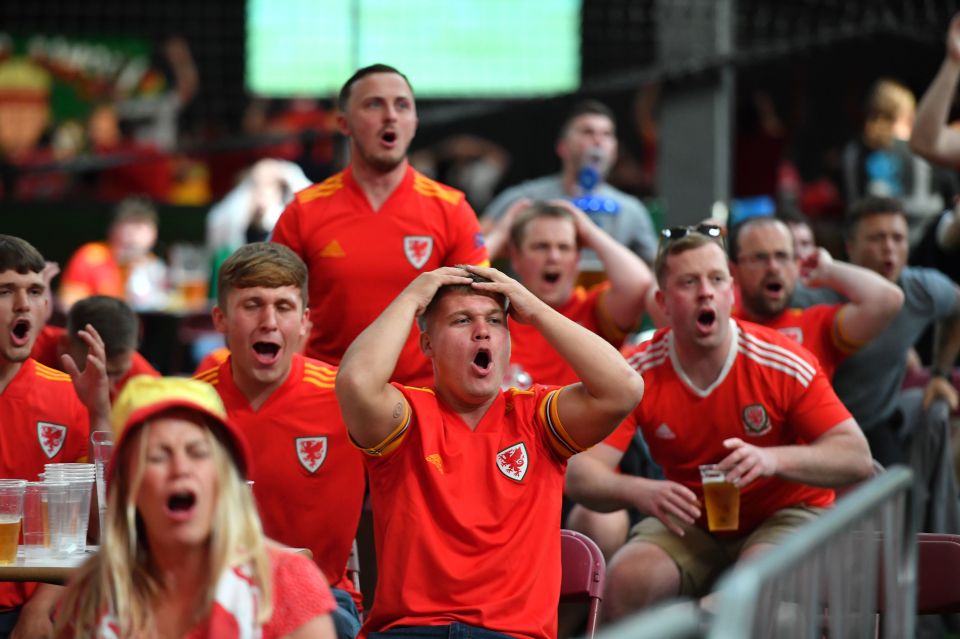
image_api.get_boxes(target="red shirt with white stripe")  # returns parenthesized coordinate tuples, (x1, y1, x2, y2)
(609, 319, 851, 534)
(731, 303, 854, 379)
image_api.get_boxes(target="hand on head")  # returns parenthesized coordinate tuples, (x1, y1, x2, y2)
(462, 264, 543, 324)
(799, 247, 833, 287)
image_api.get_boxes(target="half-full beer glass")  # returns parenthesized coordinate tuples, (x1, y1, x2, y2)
(0, 480, 26, 564)
(699, 464, 739, 532)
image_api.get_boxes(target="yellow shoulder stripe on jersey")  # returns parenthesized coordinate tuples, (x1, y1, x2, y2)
(304, 377, 335, 390)
(34, 362, 71, 382)
(412, 174, 463, 206)
(537, 388, 587, 459)
(299, 173, 345, 203)
(194, 368, 219, 383)
(351, 397, 412, 457)
(304, 362, 336, 377)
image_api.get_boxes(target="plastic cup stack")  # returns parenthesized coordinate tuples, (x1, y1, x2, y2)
(22, 481, 69, 561)
(44, 464, 95, 555)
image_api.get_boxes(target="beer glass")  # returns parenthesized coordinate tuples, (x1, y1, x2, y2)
(0, 480, 26, 564)
(699, 464, 739, 532)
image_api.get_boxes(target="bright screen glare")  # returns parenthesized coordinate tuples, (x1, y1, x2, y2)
(246, 0, 581, 98)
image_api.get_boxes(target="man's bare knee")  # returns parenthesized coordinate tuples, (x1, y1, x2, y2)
(604, 542, 681, 621)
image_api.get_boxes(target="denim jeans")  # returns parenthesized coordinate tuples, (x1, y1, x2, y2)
(331, 587, 362, 639)
(368, 622, 515, 639)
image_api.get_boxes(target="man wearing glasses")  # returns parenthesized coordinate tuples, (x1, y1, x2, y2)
(729, 215, 903, 379)
(565, 225, 873, 619)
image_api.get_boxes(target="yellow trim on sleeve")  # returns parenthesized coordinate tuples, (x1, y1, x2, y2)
(537, 388, 587, 459)
(832, 305, 865, 354)
(351, 398, 412, 457)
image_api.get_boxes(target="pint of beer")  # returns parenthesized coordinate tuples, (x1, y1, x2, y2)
(0, 480, 26, 565)
(699, 464, 739, 532)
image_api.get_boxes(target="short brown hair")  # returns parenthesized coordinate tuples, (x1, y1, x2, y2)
(66, 295, 139, 358)
(217, 242, 308, 309)
(338, 63, 413, 112)
(509, 201, 577, 249)
(417, 270, 507, 332)
(654, 233, 725, 288)
(845, 195, 905, 239)
(0, 234, 45, 274)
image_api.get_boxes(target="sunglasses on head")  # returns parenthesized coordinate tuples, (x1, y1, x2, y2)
(659, 224, 724, 242)
(656, 224, 725, 259)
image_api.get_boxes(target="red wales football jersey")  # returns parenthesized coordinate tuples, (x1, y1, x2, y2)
(271, 165, 488, 387)
(732, 303, 853, 379)
(610, 319, 851, 534)
(358, 384, 580, 639)
(31, 325, 160, 400)
(509, 282, 627, 386)
(0, 359, 89, 609)
(195, 354, 365, 606)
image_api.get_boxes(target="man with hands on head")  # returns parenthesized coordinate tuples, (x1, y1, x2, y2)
(335, 264, 643, 639)
(486, 197, 659, 387)
(564, 226, 873, 620)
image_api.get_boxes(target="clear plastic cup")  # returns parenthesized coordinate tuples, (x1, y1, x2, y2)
(0, 480, 26, 565)
(699, 464, 740, 532)
(22, 481, 68, 561)
(91, 431, 113, 540)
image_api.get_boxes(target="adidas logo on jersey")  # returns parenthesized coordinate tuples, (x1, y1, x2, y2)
(320, 240, 345, 258)
(654, 423, 676, 439)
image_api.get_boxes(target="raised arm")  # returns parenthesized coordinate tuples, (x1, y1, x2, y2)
(483, 197, 531, 259)
(566, 439, 701, 536)
(335, 268, 473, 448)
(911, 14, 960, 165)
(467, 265, 644, 447)
(801, 247, 904, 347)
(554, 199, 655, 332)
(60, 324, 111, 434)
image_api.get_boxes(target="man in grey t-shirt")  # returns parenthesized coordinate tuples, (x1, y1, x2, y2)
(481, 100, 657, 270)
(794, 196, 960, 466)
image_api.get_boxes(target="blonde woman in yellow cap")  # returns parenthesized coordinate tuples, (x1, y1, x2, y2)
(54, 375, 337, 639)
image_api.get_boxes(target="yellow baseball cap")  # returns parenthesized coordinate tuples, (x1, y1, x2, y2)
(110, 375, 251, 477)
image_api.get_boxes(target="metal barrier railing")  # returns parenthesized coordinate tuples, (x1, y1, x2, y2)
(595, 599, 704, 639)
(707, 466, 917, 639)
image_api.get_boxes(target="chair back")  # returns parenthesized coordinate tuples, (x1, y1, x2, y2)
(916, 533, 960, 614)
(560, 529, 606, 639)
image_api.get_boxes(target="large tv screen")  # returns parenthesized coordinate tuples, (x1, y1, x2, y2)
(246, 0, 581, 98)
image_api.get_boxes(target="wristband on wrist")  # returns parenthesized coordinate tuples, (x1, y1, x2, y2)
(931, 368, 951, 380)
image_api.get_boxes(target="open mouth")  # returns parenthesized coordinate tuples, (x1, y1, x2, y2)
(10, 318, 30, 346)
(473, 349, 491, 371)
(381, 130, 397, 144)
(167, 491, 196, 512)
(252, 342, 280, 364)
(764, 281, 783, 294)
(543, 272, 561, 284)
(696, 309, 716, 330)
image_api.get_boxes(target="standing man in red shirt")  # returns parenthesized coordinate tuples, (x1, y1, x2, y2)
(194, 242, 365, 639)
(336, 265, 644, 639)
(565, 228, 873, 620)
(272, 64, 488, 387)
(0, 235, 109, 638)
(729, 216, 903, 378)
